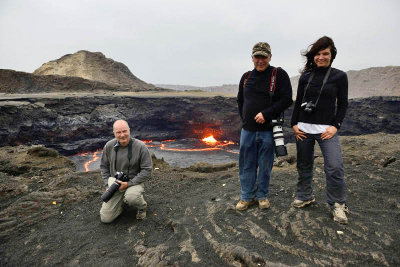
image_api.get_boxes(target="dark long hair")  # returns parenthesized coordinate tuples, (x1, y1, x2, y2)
(302, 36, 337, 73)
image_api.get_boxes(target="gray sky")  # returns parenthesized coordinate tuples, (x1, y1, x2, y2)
(1, 0, 399, 86)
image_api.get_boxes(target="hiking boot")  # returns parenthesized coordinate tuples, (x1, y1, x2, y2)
(332, 203, 348, 224)
(258, 199, 270, 209)
(235, 199, 256, 211)
(136, 209, 146, 220)
(291, 196, 316, 208)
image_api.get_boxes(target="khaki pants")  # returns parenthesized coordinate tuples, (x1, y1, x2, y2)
(100, 177, 147, 223)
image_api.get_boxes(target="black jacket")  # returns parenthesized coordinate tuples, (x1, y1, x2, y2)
(291, 67, 348, 129)
(237, 65, 293, 131)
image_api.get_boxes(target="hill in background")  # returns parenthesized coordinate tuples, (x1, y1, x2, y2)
(33, 50, 155, 90)
(158, 66, 400, 99)
(1, 50, 399, 97)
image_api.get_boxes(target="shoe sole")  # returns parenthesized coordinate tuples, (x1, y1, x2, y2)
(291, 198, 315, 208)
(258, 203, 270, 209)
(333, 217, 348, 224)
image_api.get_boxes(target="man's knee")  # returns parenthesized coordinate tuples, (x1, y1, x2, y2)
(99, 206, 122, 223)
(100, 213, 116, 224)
(124, 192, 145, 206)
(124, 184, 146, 207)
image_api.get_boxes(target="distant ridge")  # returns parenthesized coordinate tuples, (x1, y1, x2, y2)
(158, 66, 400, 99)
(290, 66, 400, 98)
(33, 50, 155, 90)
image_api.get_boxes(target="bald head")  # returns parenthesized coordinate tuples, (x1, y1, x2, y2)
(113, 120, 129, 131)
(113, 120, 131, 146)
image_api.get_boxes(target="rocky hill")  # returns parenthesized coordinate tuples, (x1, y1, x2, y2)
(33, 50, 155, 90)
(0, 69, 148, 94)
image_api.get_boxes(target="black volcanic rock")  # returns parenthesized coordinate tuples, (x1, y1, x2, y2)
(0, 94, 399, 155)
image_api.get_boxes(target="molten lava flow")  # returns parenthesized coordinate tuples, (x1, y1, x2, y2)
(152, 135, 237, 152)
(83, 150, 101, 172)
(202, 135, 217, 145)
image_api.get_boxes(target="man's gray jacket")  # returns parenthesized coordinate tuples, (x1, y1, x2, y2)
(100, 137, 152, 187)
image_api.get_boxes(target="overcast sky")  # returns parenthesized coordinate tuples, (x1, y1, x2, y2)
(0, 0, 399, 86)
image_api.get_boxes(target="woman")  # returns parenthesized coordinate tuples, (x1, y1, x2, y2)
(290, 36, 349, 224)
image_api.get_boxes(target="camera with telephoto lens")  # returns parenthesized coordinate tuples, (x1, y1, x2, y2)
(101, 172, 129, 202)
(301, 101, 316, 113)
(271, 116, 288, 157)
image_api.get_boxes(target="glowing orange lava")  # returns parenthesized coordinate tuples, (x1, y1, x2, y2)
(84, 150, 100, 172)
(155, 136, 236, 152)
(202, 135, 217, 145)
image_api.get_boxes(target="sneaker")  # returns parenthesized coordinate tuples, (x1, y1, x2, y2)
(332, 203, 348, 224)
(258, 199, 270, 209)
(235, 199, 256, 211)
(291, 196, 316, 208)
(136, 209, 147, 220)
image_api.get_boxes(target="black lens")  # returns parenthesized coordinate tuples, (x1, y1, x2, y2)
(275, 145, 288, 157)
(101, 182, 121, 202)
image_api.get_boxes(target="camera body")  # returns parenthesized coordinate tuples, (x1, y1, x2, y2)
(301, 101, 316, 113)
(101, 172, 129, 202)
(271, 116, 288, 157)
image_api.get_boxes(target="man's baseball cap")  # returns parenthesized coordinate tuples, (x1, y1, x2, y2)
(252, 42, 271, 57)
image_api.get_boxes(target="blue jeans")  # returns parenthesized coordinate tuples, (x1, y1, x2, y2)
(239, 129, 275, 201)
(296, 133, 346, 206)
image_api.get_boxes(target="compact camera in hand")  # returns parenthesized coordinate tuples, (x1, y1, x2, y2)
(101, 172, 129, 203)
(301, 101, 316, 113)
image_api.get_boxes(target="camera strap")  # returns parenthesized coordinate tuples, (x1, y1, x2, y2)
(242, 71, 251, 88)
(269, 67, 278, 97)
(242, 67, 279, 100)
(301, 67, 331, 107)
(114, 139, 133, 179)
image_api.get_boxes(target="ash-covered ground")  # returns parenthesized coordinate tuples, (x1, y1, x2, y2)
(0, 133, 399, 266)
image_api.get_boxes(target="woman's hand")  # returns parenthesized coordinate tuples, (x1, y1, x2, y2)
(293, 125, 307, 141)
(321, 126, 337, 140)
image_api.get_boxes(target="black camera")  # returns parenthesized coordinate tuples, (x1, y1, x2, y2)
(101, 172, 129, 202)
(301, 101, 316, 113)
(271, 116, 288, 157)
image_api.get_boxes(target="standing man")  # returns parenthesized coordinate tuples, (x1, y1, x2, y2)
(100, 119, 152, 223)
(236, 42, 293, 210)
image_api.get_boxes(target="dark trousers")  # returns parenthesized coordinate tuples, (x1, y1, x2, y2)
(296, 133, 346, 206)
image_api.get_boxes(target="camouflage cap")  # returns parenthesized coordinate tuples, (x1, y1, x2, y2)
(252, 42, 271, 57)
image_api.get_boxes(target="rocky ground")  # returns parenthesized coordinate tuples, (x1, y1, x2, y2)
(0, 133, 399, 266)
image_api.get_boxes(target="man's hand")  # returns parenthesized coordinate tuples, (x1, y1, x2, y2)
(293, 125, 307, 141)
(321, 126, 337, 140)
(116, 180, 128, 191)
(254, 112, 265, 124)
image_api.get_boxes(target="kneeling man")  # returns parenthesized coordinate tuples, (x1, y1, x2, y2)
(100, 119, 152, 223)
